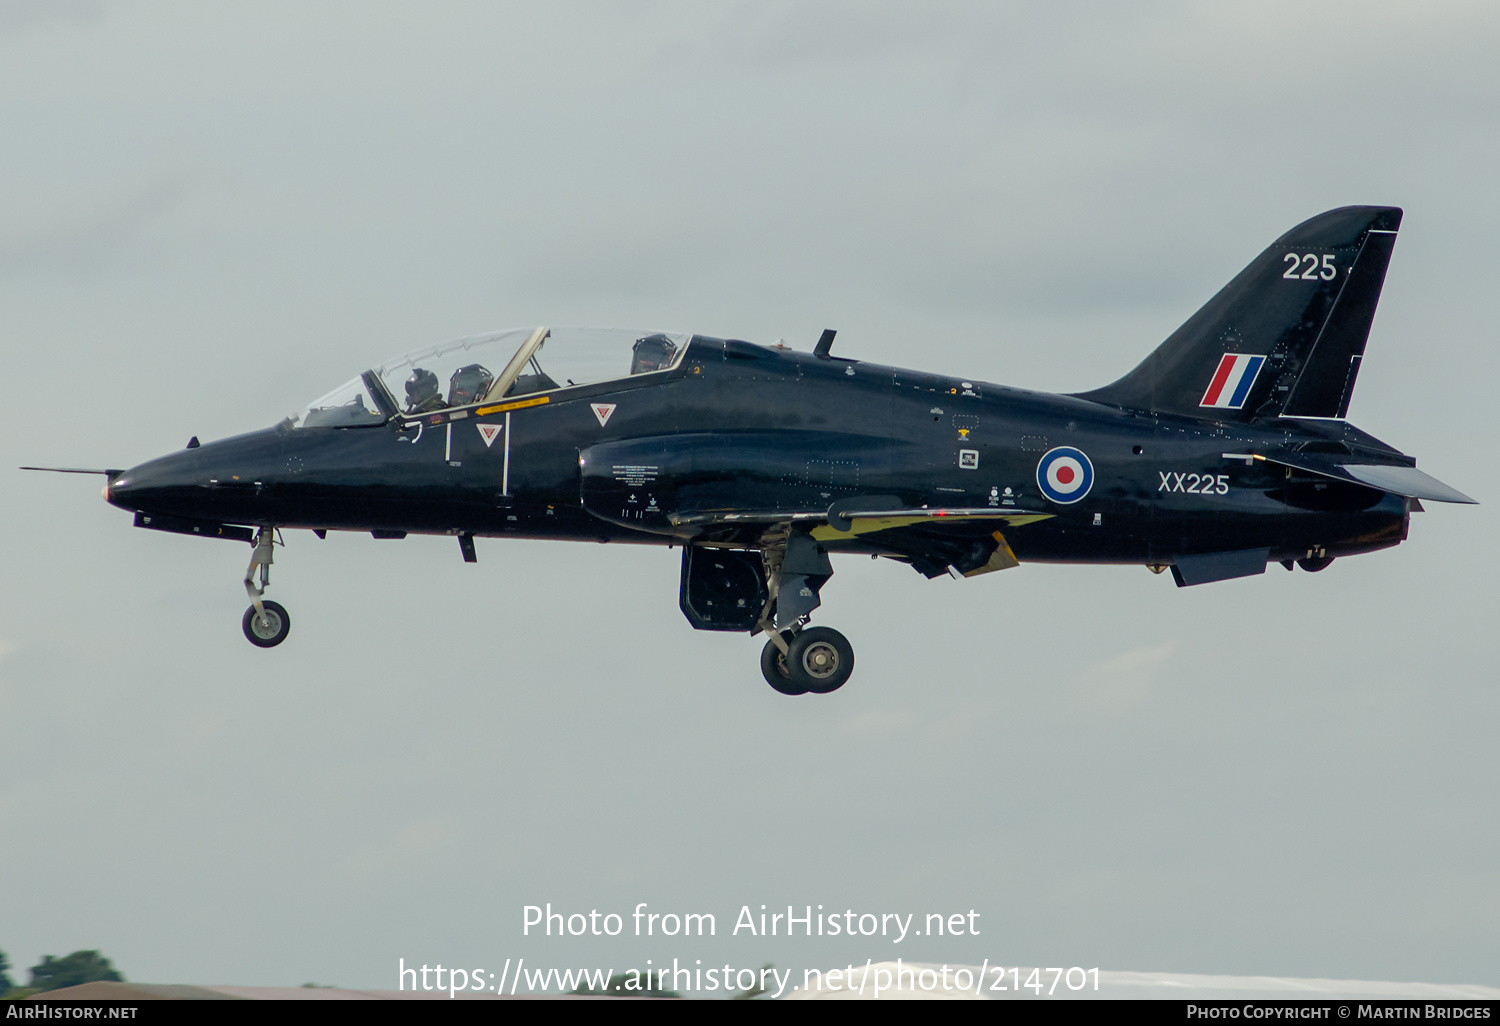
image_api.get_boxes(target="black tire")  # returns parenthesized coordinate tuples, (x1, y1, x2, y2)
(786, 626, 854, 694)
(242, 600, 291, 648)
(1297, 555, 1335, 573)
(760, 635, 807, 695)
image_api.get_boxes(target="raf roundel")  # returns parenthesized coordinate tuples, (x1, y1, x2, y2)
(1036, 446, 1094, 505)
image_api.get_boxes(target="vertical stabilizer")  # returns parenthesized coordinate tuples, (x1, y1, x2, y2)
(1074, 206, 1402, 421)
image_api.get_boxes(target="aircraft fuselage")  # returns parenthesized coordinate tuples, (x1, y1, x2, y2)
(106, 335, 1409, 568)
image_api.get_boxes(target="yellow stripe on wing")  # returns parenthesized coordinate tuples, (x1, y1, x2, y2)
(809, 511, 1052, 541)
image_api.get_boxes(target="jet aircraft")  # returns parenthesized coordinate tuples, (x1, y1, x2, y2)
(25, 206, 1475, 695)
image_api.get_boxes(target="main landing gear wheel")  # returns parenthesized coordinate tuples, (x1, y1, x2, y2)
(760, 634, 807, 695)
(787, 627, 854, 694)
(242, 600, 290, 647)
(760, 627, 854, 695)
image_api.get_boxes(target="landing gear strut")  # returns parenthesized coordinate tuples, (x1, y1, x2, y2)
(242, 526, 290, 647)
(755, 531, 854, 695)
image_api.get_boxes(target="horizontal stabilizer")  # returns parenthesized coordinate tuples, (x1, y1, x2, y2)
(1340, 464, 1475, 504)
(1238, 452, 1477, 504)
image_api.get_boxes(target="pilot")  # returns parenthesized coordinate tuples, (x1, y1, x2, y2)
(448, 363, 494, 407)
(404, 368, 446, 413)
(630, 333, 677, 374)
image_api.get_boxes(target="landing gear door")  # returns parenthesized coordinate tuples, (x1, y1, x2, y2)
(679, 547, 767, 632)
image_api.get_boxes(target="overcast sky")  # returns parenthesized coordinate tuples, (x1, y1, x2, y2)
(1, 0, 1496, 995)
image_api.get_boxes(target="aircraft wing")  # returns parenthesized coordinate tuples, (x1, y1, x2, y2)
(669, 506, 1054, 578)
(1226, 452, 1476, 504)
(667, 507, 1053, 532)
(580, 432, 1056, 576)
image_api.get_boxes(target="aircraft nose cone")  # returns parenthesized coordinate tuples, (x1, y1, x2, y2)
(104, 450, 203, 515)
(104, 427, 290, 522)
(103, 470, 130, 509)
(102, 468, 143, 512)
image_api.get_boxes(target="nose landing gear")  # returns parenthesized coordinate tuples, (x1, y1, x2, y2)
(243, 599, 290, 647)
(241, 527, 290, 647)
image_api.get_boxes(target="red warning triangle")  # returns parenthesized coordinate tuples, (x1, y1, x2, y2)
(476, 423, 502, 447)
(592, 403, 617, 426)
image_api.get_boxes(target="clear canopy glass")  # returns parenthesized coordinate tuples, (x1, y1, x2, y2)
(376, 328, 535, 416)
(291, 376, 388, 429)
(291, 327, 691, 428)
(495, 327, 690, 401)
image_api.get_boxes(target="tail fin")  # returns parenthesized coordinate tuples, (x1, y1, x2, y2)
(1075, 206, 1402, 421)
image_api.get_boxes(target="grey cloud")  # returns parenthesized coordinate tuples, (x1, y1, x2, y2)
(0, 165, 210, 273)
(0, 0, 107, 37)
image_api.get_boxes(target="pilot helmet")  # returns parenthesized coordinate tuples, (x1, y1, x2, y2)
(405, 368, 439, 407)
(448, 363, 493, 406)
(630, 333, 677, 374)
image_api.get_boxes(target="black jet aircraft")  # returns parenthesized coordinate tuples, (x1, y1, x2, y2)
(26, 206, 1475, 695)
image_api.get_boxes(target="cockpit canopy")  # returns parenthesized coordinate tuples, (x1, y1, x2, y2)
(292, 327, 690, 428)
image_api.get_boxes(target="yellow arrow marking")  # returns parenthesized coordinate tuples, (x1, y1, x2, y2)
(476, 396, 550, 416)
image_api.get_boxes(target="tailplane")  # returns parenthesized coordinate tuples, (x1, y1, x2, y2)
(1075, 206, 1402, 421)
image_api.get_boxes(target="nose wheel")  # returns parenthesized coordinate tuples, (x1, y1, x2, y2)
(243, 600, 290, 647)
(759, 626, 854, 695)
(241, 526, 291, 648)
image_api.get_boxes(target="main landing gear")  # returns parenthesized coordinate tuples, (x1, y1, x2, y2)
(242, 526, 290, 647)
(760, 626, 855, 696)
(754, 532, 854, 696)
(678, 541, 856, 694)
